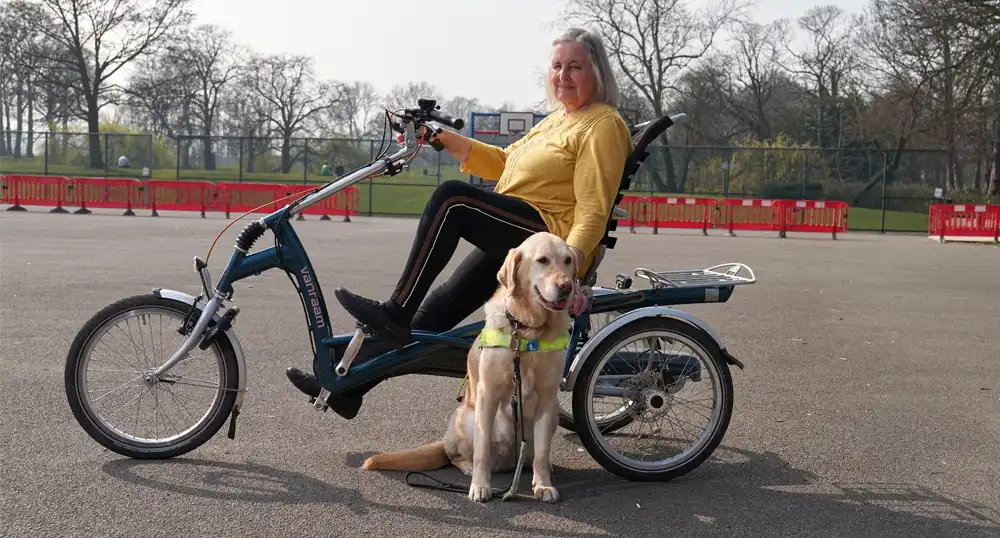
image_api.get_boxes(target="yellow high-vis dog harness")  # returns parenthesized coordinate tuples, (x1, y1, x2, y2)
(478, 328, 571, 352)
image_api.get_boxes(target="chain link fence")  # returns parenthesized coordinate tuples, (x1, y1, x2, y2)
(0, 132, 154, 178)
(3, 129, 993, 231)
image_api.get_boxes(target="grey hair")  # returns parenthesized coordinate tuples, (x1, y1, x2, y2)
(546, 27, 619, 111)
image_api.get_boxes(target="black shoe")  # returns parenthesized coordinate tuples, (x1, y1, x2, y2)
(285, 339, 395, 398)
(286, 366, 321, 398)
(334, 288, 411, 346)
(284, 366, 387, 420)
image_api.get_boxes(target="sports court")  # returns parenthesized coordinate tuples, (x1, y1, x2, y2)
(3, 207, 999, 537)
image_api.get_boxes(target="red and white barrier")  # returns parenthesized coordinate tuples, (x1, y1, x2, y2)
(720, 198, 785, 236)
(615, 195, 648, 233)
(2, 175, 74, 213)
(1, 176, 359, 221)
(646, 196, 719, 235)
(929, 204, 1000, 244)
(610, 195, 849, 239)
(776, 199, 849, 239)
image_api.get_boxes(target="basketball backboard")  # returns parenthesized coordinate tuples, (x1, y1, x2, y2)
(500, 112, 536, 136)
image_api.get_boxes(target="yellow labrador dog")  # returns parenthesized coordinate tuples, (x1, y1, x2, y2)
(362, 232, 578, 503)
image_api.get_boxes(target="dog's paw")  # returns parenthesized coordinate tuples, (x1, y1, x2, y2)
(533, 484, 559, 503)
(469, 483, 492, 503)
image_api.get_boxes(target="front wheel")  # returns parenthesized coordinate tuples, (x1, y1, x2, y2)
(65, 294, 240, 459)
(571, 317, 734, 481)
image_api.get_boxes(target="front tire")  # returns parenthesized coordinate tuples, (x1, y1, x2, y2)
(65, 294, 240, 459)
(571, 317, 734, 481)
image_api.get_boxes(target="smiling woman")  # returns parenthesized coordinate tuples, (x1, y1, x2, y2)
(546, 27, 620, 113)
(286, 27, 634, 396)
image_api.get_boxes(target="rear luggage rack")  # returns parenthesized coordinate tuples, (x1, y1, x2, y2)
(634, 263, 757, 289)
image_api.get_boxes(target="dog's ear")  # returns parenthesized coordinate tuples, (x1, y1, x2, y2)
(498, 247, 522, 295)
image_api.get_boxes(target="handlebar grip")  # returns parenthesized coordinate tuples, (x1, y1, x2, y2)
(429, 109, 465, 130)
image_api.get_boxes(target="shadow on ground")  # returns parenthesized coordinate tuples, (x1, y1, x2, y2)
(102, 445, 999, 537)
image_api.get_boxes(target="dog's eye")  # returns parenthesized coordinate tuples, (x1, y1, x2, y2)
(564, 256, 572, 265)
(537, 256, 549, 265)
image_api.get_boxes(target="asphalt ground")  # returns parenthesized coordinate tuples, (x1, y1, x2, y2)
(2, 207, 1000, 537)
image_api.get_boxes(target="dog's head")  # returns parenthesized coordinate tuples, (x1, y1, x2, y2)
(498, 232, 577, 312)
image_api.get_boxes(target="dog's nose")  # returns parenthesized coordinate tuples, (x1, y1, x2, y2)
(556, 281, 573, 297)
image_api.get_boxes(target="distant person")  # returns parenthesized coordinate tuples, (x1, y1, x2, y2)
(118, 155, 129, 168)
(287, 27, 634, 395)
(320, 162, 332, 176)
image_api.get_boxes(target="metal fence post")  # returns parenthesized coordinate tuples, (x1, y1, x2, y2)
(238, 136, 244, 182)
(880, 151, 888, 233)
(802, 149, 809, 199)
(723, 147, 732, 198)
(104, 133, 109, 177)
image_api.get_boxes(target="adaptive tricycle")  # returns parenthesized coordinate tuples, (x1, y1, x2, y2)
(64, 99, 756, 482)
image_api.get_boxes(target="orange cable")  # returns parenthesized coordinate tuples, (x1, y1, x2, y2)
(205, 188, 315, 263)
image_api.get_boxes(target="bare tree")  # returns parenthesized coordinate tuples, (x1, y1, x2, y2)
(717, 19, 793, 141)
(21, 0, 193, 169)
(121, 49, 194, 138)
(781, 5, 864, 148)
(384, 81, 442, 111)
(564, 0, 750, 191)
(171, 24, 244, 170)
(243, 53, 338, 173)
(439, 95, 483, 135)
(322, 80, 380, 138)
(859, 0, 984, 196)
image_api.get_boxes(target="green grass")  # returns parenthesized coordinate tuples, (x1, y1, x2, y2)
(848, 207, 928, 232)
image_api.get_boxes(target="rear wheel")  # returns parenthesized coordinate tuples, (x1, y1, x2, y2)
(558, 309, 638, 433)
(571, 317, 734, 481)
(65, 294, 240, 459)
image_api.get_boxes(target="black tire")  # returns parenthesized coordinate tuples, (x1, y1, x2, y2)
(558, 309, 637, 433)
(558, 392, 636, 433)
(65, 293, 240, 459)
(571, 317, 734, 482)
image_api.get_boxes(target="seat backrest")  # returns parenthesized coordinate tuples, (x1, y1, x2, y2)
(581, 112, 681, 287)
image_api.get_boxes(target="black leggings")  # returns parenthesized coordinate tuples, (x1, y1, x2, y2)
(388, 180, 549, 331)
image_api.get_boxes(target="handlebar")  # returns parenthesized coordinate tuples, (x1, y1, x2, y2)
(427, 107, 465, 130)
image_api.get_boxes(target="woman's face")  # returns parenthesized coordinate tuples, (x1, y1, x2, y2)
(549, 41, 596, 111)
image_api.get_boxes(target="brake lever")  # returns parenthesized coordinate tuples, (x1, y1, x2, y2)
(415, 121, 446, 152)
(427, 127, 445, 152)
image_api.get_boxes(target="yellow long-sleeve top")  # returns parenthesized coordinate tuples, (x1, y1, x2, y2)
(459, 104, 633, 276)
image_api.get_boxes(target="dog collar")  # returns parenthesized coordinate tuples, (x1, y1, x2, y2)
(479, 328, 570, 352)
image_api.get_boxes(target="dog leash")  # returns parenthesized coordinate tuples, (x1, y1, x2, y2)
(501, 314, 530, 502)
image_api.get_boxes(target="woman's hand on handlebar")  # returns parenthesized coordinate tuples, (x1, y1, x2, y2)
(398, 125, 472, 163)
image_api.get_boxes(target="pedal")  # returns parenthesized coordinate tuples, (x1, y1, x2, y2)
(312, 388, 331, 411)
(307, 385, 367, 419)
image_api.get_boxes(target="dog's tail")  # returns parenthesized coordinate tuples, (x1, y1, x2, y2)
(362, 440, 449, 471)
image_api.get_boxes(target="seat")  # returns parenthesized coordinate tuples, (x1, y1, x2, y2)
(580, 112, 686, 287)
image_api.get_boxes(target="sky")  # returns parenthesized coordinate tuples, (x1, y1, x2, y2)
(187, 0, 871, 112)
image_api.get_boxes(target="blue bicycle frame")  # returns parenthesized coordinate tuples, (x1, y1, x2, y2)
(159, 112, 754, 414)
(204, 201, 749, 400)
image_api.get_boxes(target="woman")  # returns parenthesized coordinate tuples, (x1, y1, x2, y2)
(288, 27, 633, 395)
